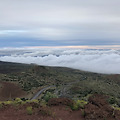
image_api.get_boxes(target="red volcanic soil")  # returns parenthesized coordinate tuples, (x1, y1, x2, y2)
(0, 103, 84, 120)
(0, 82, 26, 100)
(50, 105, 84, 120)
(84, 94, 120, 120)
(0, 95, 120, 120)
(0, 96, 119, 120)
(0, 92, 119, 120)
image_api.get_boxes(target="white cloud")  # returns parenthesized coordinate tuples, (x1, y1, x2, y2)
(0, 47, 120, 74)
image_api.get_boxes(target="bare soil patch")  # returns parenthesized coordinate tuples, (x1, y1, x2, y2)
(0, 82, 26, 100)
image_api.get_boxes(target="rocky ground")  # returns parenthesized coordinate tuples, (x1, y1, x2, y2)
(0, 94, 119, 120)
(85, 94, 120, 120)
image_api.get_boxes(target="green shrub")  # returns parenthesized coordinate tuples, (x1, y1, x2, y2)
(26, 106, 33, 115)
(15, 98, 23, 104)
(108, 97, 117, 104)
(76, 100, 87, 109)
(30, 99, 39, 103)
(26, 100, 31, 103)
(4, 101, 13, 105)
(71, 102, 79, 110)
(40, 100, 47, 107)
(43, 92, 57, 102)
(114, 107, 120, 111)
(71, 100, 87, 110)
(0, 103, 3, 109)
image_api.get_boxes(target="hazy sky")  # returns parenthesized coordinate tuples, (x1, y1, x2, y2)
(0, 0, 120, 47)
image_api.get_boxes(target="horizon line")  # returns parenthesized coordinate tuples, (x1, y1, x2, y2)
(0, 45, 120, 49)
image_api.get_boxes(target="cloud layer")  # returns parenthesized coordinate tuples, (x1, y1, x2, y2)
(0, 47, 120, 74)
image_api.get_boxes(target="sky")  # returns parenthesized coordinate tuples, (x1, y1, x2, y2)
(0, 0, 120, 47)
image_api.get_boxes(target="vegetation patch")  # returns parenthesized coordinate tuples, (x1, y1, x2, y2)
(39, 106, 53, 116)
(43, 91, 57, 102)
(71, 100, 87, 110)
(26, 106, 33, 115)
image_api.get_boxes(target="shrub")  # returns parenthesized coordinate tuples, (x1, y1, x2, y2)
(30, 99, 39, 103)
(71, 100, 87, 110)
(76, 100, 87, 109)
(26, 100, 31, 103)
(115, 107, 120, 111)
(108, 97, 117, 104)
(40, 100, 47, 107)
(4, 101, 13, 105)
(43, 92, 57, 102)
(71, 102, 79, 110)
(39, 106, 52, 116)
(0, 103, 3, 109)
(26, 106, 33, 115)
(15, 98, 23, 104)
(112, 104, 120, 111)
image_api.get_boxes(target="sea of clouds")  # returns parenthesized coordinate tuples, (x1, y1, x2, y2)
(0, 47, 120, 74)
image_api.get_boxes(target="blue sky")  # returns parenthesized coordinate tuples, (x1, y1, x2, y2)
(0, 0, 120, 47)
